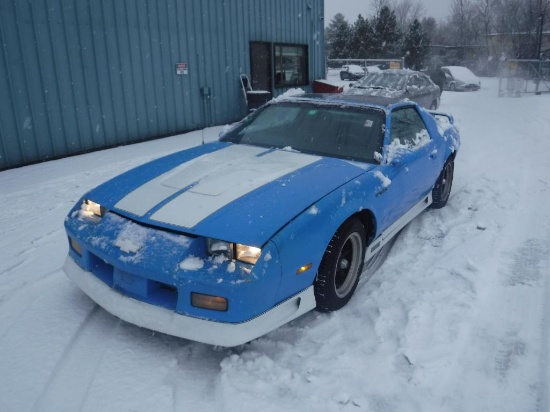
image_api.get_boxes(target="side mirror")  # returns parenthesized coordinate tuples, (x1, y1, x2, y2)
(390, 156, 403, 167)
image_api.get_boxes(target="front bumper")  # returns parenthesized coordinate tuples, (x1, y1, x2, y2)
(63, 256, 316, 347)
(457, 83, 480, 91)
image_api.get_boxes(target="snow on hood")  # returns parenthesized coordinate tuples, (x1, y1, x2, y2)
(444, 66, 480, 84)
(90, 143, 372, 246)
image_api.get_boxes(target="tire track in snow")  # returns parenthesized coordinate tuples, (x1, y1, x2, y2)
(539, 239, 550, 412)
(30, 305, 121, 412)
(0, 269, 63, 340)
(13, 228, 64, 258)
(0, 259, 26, 278)
(170, 343, 226, 411)
(491, 238, 550, 411)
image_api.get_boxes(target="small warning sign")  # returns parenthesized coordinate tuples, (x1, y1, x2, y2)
(176, 63, 188, 75)
(389, 61, 401, 69)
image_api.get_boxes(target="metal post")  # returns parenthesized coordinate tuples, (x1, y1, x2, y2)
(536, 13, 544, 95)
(537, 14, 544, 59)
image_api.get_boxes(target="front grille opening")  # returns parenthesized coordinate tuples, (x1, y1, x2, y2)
(148, 280, 178, 311)
(89, 253, 114, 287)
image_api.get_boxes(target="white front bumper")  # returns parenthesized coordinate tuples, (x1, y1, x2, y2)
(63, 257, 316, 347)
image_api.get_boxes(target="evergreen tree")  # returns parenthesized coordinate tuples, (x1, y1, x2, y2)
(402, 19, 430, 69)
(349, 14, 374, 58)
(325, 13, 352, 59)
(371, 6, 402, 58)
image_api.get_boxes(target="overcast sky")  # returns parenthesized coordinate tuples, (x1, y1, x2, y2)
(324, 0, 453, 25)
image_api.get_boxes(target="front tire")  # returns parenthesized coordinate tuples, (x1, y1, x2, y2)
(431, 159, 454, 208)
(314, 218, 366, 312)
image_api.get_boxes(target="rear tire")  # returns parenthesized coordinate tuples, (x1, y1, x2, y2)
(314, 218, 366, 312)
(431, 159, 454, 209)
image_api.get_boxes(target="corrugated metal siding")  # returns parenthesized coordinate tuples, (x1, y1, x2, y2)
(0, 0, 324, 170)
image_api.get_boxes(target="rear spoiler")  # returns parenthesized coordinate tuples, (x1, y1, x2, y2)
(428, 110, 455, 125)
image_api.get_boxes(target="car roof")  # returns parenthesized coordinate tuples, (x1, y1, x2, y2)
(278, 93, 414, 110)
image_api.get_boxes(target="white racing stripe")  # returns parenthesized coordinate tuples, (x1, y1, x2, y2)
(115, 145, 320, 228)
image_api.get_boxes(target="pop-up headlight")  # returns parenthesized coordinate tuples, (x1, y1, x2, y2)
(206, 238, 262, 265)
(83, 199, 106, 217)
(235, 244, 262, 265)
(206, 238, 232, 259)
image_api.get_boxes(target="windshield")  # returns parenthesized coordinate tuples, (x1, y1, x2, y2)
(221, 102, 385, 163)
(356, 71, 408, 91)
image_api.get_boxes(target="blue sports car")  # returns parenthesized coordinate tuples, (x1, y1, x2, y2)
(63, 94, 460, 347)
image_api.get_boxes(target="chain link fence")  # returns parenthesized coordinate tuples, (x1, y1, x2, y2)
(326, 58, 405, 74)
(498, 59, 550, 96)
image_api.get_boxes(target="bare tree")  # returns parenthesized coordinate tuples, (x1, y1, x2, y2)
(371, 0, 392, 16)
(474, 0, 496, 45)
(393, 0, 426, 34)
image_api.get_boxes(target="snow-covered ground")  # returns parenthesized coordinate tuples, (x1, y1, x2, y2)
(1, 76, 549, 412)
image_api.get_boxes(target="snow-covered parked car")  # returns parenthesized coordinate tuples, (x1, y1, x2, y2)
(340, 64, 365, 80)
(345, 69, 441, 110)
(63, 94, 460, 347)
(442, 66, 481, 91)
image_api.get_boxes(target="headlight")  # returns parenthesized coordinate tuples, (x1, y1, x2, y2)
(82, 199, 105, 217)
(235, 244, 262, 265)
(206, 238, 232, 259)
(206, 238, 262, 265)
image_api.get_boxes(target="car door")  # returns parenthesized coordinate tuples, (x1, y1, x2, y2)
(406, 74, 431, 108)
(376, 106, 439, 229)
(418, 74, 437, 108)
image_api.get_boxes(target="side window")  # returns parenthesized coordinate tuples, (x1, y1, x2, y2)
(419, 75, 431, 88)
(390, 107, 430, 147)
(407, 75, 420, 89)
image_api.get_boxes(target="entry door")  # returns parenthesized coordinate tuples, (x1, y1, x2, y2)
(250, 42, 272, 91)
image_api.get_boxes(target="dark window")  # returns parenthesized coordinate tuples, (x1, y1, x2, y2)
(418, 74, 432, 87)
(407, 74, 421, 89)
(274, 44, 308, 87)
(390, 107, 430, 147)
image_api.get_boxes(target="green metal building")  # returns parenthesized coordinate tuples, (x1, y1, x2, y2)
(0, 0, 325, 170)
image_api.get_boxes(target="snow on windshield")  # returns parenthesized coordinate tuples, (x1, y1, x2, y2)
(357, 71, 408, 90)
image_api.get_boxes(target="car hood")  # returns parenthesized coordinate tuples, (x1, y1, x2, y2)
(84, 142, 373, 246)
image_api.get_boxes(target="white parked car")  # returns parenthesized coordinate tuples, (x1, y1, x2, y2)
(442, 66, 481, 91)
(340, 65, 365, 80)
